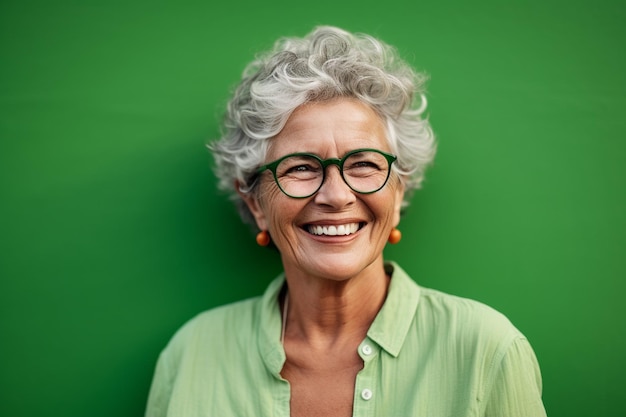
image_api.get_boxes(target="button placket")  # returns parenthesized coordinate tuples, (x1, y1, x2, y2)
(353, 338, 378, 415)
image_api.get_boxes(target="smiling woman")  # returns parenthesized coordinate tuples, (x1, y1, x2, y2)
(145, 26, 547, 417)
(241, 98, 405, 283)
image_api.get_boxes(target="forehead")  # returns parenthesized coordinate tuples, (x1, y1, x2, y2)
(268, 98, 389, 158)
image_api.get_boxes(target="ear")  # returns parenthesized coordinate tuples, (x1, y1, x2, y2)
(236, 180, 268, 231)
(392, 179, 405, 227)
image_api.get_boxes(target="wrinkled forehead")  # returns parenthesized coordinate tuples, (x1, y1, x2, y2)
(267, 98, 390, 159)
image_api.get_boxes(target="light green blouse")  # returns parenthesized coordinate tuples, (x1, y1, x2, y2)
(146, 262, 546, 417)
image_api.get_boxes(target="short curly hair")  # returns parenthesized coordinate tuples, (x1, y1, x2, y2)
(209, 26, 436, 227)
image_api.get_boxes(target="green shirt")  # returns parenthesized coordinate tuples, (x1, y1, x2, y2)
(146, 262, 546, 416)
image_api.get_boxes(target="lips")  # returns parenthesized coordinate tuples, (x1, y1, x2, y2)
(306, 222, 361, 236)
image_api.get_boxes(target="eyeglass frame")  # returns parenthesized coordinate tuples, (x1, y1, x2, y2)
(255, 148, 398, 199)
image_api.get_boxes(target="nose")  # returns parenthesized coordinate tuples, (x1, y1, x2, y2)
(313, 164, 356, 207)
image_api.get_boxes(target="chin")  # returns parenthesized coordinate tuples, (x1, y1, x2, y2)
(304, 253, 380, 281)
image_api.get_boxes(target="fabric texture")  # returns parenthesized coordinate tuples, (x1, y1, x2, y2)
(145, 262, 547, 417)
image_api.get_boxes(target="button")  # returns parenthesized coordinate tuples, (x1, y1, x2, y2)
(361, 388, 373, 401)
(361, 344, 373, 356)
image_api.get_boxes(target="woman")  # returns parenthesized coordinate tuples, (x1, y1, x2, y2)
(146, 26, 546, 417)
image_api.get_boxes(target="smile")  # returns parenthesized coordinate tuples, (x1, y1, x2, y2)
(307, 222, 361, 236)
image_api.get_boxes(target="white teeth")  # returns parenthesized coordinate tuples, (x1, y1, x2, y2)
(308, 223, 360, 236)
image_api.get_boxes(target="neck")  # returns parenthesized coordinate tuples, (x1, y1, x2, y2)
(281, 259, 390, 347)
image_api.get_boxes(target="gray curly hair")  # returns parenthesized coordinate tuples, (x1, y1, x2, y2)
(209, 26, 436, 227)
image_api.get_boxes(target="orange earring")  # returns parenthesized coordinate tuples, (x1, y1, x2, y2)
(388, 228, 402, 244)
(256, 230, 270, 247)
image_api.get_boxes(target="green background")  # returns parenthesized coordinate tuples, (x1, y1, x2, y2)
(1, 1, 624, 416)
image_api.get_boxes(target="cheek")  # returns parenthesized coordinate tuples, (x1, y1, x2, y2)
(383, 178, 405, 226)
(393, 179, 405, 222)
(258, 185, 298, 230)
(258, 185, 282, 208)
(256, 175, 285, 209)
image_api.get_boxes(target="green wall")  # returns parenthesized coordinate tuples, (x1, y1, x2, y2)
(1, 1, 624, 416)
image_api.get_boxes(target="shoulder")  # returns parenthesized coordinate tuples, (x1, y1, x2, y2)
(145, 296, 266, 410)
(156, 274, 285, 368)
(388, 261, 523, 352)
(418, 286, 523, 347)
(388, 262, 521, 344)
(383, 262, 525, 365)
(421, 287, 518, 333)
(187, 297, 261, 332)
(152, 296, 264, 379)
(165, 296, 261, 355)
(418, 289, 545, 412)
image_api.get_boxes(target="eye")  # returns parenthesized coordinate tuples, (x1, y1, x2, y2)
(350, 160, 381, 169)
(345, 153, 385, 170)
(286, 164, 317, 173)
(276, 156, 322, 179)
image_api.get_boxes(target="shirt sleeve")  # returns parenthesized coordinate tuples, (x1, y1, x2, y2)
(483, 337, 547, 417)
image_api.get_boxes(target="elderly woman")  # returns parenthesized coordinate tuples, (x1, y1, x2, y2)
(146, 26, 546, 417)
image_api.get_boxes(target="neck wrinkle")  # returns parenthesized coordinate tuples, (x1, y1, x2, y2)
(282, 264, 390, 347)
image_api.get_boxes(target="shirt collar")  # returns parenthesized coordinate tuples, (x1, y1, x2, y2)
(367, 261, 421, 357)
(257, 274, 287, 376)
(257, 261, 421, 373)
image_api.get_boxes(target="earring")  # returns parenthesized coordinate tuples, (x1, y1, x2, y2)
(388, 228, 402, 244)
(256, 230, 270, 247)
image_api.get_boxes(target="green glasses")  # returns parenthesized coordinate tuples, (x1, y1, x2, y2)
(257, 148, 397, 198)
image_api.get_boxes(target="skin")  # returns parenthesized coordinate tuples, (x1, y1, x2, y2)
(239, 97, 405, 417)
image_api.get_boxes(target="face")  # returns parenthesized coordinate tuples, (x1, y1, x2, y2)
(240, 98, 405, 281)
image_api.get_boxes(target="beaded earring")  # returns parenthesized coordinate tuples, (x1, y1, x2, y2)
(388, 228, 402, 244)
(256, 230, 270, 247)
